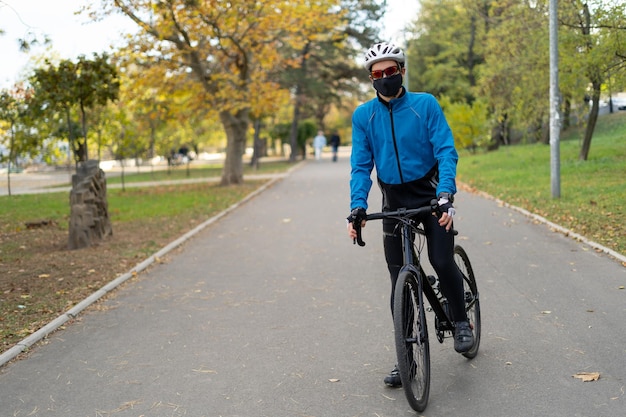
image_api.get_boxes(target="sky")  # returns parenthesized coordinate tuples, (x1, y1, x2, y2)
(0, 0, 420, 89)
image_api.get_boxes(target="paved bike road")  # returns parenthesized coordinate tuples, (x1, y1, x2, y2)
(1, 155, 625, 416)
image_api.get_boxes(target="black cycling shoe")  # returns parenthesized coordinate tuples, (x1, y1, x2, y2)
(454, 321, 474, 353)
(384, 365, 402, 387)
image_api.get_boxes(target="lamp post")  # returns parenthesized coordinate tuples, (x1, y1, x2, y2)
(549, 0, 561, 198)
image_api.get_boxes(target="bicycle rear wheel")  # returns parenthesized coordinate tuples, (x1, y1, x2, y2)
(454, 245, 481, 359)
(393, 270, 430, 412)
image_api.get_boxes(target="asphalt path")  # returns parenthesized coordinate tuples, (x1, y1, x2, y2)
(1, 155, 625, 416)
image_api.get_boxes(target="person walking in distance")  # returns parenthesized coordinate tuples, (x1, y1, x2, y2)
(313, 130, 326, 160)
(329, 131, 341, 162)
(346, 42, 474, 388)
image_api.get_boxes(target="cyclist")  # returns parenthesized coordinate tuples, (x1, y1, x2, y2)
(346, 42, 474, 388)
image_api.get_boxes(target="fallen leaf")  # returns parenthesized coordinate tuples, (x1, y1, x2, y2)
(573, 372, 600, 382)
(192, 368, 217, 374)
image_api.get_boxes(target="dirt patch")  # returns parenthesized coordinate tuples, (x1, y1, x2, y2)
(0, 218, 181, 354)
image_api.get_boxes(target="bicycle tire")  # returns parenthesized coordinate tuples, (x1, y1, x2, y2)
(393, 270, 430, 412)
(454, 245, 481, 359)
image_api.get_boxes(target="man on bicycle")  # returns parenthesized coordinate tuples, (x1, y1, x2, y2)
(346, 42, 474, 387)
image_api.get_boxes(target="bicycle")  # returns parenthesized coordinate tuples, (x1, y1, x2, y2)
(352, 201, 481, 412)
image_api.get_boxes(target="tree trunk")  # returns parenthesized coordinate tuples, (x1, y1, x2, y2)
(7, 121, 15, 196)
(250, 118, 262, 170)
(580, 82, 601, 161)
(68, 160, 112, 250)
(65, 107, 76, 168)
(289, 42, 310, 162)
(80, 101, 89, 161)
(562, 97, 571, 130)
(219, 108, 249, 185)
(289, 98, 301, 162)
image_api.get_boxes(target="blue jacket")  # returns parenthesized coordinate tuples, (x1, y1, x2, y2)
(350, 90, 458, 210)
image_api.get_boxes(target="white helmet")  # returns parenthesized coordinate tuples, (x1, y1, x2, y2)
(364, 42, 405, 71)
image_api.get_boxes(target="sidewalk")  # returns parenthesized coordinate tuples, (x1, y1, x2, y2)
(1, 155, 625, 416)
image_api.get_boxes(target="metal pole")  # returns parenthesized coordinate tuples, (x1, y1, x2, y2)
(549, 0, 561, 198)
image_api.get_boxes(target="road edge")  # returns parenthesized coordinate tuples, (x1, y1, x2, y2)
(462, 183, 626, 266)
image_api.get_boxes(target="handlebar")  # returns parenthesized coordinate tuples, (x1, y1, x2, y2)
(353, 202, 439, 247)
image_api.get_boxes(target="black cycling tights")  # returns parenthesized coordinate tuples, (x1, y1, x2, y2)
(383, 213, 467, 323)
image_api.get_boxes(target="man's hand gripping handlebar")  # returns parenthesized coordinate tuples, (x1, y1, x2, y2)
(347, 207, 367, 246)
(348, 200, 453, 247)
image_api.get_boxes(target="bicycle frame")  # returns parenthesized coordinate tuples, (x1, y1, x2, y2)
(356, 205, 455, 333)
(397, 211, 455, 334)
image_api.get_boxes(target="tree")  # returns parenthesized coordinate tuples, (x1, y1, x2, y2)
(281, 0, 384, 161)
(30, 60, 81, 164)
(74, 53, 120, 161)
(559, 0, 626, 160)
(0, 90, 19, 196)
(407, 0, 626, 156)
(439, 95, 490, 152)
(479, 0, 552, 145)
(96, 0, 344, 185)
(29, 54, 119, 165)
(0, 85, 36, 196)
(406, 0, 487, 103)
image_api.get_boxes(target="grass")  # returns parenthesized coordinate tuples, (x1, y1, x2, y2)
(457, 110, 626, 257)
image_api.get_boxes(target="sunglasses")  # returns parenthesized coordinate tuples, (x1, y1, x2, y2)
(370, 65, 400, 80)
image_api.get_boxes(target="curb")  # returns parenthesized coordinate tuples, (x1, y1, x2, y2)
(464, 185, 626, 265)
(0, 164, 304, 368)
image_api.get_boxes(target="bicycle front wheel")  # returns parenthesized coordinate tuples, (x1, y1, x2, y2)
(454, 245, 481, 359)
(393, 270, 430, 412)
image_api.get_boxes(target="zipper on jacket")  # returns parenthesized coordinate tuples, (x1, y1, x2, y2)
(388, 103, 404, 183)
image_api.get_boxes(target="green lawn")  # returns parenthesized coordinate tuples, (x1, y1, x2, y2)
(0, 160, 294, 233)
(457, 111, 626, 257)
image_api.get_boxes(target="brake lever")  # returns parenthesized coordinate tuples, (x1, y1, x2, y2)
(353, 221, 366, 247)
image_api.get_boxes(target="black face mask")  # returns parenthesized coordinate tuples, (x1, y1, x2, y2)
(373, 73, 403, 97)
